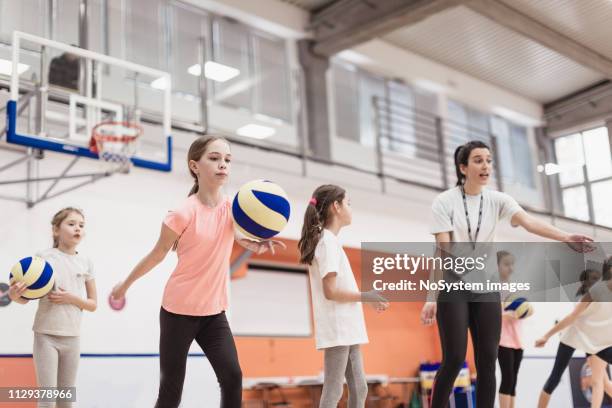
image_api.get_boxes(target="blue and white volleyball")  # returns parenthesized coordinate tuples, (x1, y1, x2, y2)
(9, 256, 55, 299)
(232, 180, 290, 241)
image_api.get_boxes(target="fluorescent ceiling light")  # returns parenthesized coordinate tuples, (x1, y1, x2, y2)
(150, 76, 169, 90)
(236, 124, 276, 139)
(188, 61, 240, 82)
(0, 59, 30, 76)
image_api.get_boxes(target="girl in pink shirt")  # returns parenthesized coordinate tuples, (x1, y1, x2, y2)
(496, 251, 529, 408)
(112, 136, 283, 408)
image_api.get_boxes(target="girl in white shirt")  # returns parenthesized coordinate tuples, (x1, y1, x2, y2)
(298, 184, 388, 408)
(536, 256, 612, 408)
(9, 207, 97, 408)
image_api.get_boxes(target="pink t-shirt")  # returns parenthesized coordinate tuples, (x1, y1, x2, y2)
(162, 194, 234, 316)
(500, 313, 523, 349)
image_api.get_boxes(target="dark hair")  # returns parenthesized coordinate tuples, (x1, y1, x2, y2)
(51, 207, 84, 248)
(576, 269, 601, 297)
(496, 250, 513, 264)
(186, 135, 229, 196)
(298, 184, 346, 265)
(603, 256, 612, 281)
(454, 140, 491, 186)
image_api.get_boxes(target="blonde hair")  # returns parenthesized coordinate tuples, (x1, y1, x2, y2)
(51, 207, 84, 248)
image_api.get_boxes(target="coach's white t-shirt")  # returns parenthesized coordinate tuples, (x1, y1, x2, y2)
(431, 186, 522, 242)
(309, 229, 368, 349)
(430, 186, 523, 287)
(33, 248, 94, 336)
(561, 280, 612, 354)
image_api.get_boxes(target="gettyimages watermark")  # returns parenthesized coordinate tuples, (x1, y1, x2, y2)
(360, 242, 612, 302)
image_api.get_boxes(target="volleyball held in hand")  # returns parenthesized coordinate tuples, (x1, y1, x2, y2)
(9, 256, 55, 299)
(503, 295, 534, 319)
(232, 180, 290, 241)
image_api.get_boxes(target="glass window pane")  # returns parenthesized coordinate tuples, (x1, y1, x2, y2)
(53, 0, 79, 46)
(253, 33, 291, 122)
(0, 0, 46, 44)
(490, 116, 514, 184)
(170, 3, 206, 96)
(127, 0, 165, 70)
(555, 134, 585, 187)
(358, 73, 384, 148)
(387, 81, 415, 155)
(582, 127, 612, 181)
(414, 88, 438, 161)
(562, 186, 589, 222)
(510, 124, 535, 188)
(592, 180, 612, 228)
(447, 99, 468, 148)
(331, 61, 359, 143)
(212, 17, 251, 109)
(88, 0, 107, 53)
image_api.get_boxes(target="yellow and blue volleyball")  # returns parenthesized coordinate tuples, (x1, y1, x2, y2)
(504, 295, 533, 319)
(232, 180, 290, 241)
(9, 256, 55, 299)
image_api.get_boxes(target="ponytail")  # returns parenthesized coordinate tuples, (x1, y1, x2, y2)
(298, 184, 346, 265)
(576, 269, 600, 297)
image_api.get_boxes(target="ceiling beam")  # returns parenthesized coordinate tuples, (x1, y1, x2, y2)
(311, 0, 465, 57)
(466, 0, 612, 77)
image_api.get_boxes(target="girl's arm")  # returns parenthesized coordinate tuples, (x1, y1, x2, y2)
(111, 223, 178, 299)
(535, 294, 592, 347)
(511, 211, 593, 248)
(49, 280, 97, 312)
(322, 273, 388, 310)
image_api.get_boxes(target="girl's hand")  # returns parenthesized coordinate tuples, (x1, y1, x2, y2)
(420, 301, 437, 326)
(47, 288, 76, 305)
(563, 234, 595, 253)
(239, 238, 286, 255)
(535, 336, 549, 348)
(111, 282, 127, 301)
(8, 281, 28, 301)
(363, 290, 389, 312)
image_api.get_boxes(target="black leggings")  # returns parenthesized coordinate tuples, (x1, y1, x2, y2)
(596, 347, 612, 364)
(542, 342, 575, 394)
(431, 292, 501, 408)
(155, 308, 242, 408)
(498, 346, 523, 396)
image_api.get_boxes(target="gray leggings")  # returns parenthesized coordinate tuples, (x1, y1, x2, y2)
(320, 345, 368, 408)
(33, 333, 80, 408)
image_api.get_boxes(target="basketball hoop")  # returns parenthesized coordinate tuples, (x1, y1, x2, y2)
(90, 121, 142, 172)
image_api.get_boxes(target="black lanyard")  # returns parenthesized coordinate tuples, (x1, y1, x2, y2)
(461, 186, 483, 248)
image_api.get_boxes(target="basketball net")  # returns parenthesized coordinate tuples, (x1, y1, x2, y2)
(89, 121, 142, 173)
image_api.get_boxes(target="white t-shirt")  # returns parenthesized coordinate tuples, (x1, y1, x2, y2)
(308, 229, 368, 349)
(561, 280, 612, 354)
(431, 186, 522, 242)
(33, 248, 95, 336)
(430, 186, 522, 287)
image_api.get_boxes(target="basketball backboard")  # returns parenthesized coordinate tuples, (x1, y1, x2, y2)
(5, 31, 172, 171)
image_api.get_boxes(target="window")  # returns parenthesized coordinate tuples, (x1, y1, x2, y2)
(554, 126, 612, 227)
(0, 0, 47, 44)
(169, 2, 208, 97)
(490, 116, 535, 188)
(253, 33, 291, 122)
(331, 61, 360, 143)
(126, 0, 167, 70)
(359, 72, 385, 148)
